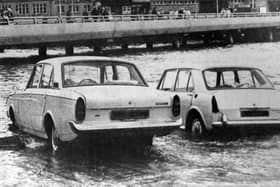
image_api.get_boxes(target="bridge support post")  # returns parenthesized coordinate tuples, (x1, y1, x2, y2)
(65, 45, 74, 56)
(181, 38, 187, 48)
(39, 46, 47, 57)
(146, 42, 153, 50)
(227, 33, 234, 44)
(172, 39, 182, 49)
(121, 44, 128, 50)
(94, 46, 102, 54)
(268, 29, 274, 42)
(244, 29, 256, 43)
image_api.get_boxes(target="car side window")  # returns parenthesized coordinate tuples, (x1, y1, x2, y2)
(187, 74, 194, 92)
(222, 71, 235, 87)
(204, 71, 217, 88)
(40, 64, 54, 88)
(116, 65, 131, 80)
(159, 70, 177, 91)
(175, 70, 191, 92)
(104, 65, 114, 82)
(27, 64, 43, 88)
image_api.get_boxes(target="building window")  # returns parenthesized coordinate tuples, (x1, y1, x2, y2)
(33, 3, 47, 15)
(15, 4, 29, 15)
(122, 6, 131, 15)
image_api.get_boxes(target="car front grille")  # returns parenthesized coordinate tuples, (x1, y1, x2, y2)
(111, 109, 149, 121)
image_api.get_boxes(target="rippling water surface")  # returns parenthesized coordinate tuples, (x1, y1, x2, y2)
(1, 43, 280, 186)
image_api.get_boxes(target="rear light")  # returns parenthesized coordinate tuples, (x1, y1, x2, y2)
(172, 95, 180, 117)
(75, 98, 86, 122)
(212, 96, 219, 113)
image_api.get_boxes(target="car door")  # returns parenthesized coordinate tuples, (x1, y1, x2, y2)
(174, 69, 195, 118)
(30, 63, 54, 133)
(20, 64, 43, 132)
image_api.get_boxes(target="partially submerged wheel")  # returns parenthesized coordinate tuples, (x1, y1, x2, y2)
(49, 125, 60, 152)
(46, 121, 60, 152)
(190, 117, 206, 139)
(142, 135, 153, 147)
(9, 108, 18, 131)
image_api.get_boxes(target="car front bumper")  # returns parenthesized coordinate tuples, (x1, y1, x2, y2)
(212, 120, 280, 128)
(69, 118, 182, 137)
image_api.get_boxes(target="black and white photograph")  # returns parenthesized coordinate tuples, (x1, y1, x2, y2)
(1, 0, 280, 186)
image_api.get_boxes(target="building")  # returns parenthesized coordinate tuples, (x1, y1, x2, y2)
(101, 0, 151, 15)
(0, 0, 94, 16)
(0, 0, 275, 16)
(198, 0, 270, 13)
(0, 0, 152, 16)
(268, 0, 280, 11)
(150, 0, 199, 13)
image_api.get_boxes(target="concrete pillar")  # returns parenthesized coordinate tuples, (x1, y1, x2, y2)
(172, 39, 182, 49)
(268, 30, 274, 42)
(227, 33, 234, 44)
(65, 45, 74, 56)
(181, 38, 187, 48)
(244, 29, 256, 43)
(121, 44, 128, 50)
(146, 42, 153, 50)
(39, 46, 47, 57)
(94, 46, 102, 54)
(202, 33, 211, 45)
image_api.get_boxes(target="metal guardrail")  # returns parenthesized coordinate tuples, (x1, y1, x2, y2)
(1, 12, 280, 25)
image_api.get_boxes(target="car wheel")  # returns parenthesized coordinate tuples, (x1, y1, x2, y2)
(190, 117, 205, 139)
(142, 136, 153, 146)
(9, 108, 18, 131)
(48, 125, 60, 152)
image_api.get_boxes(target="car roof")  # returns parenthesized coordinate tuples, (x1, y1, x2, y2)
(164, 63, 261, 71)
(37, 56, 133, 66)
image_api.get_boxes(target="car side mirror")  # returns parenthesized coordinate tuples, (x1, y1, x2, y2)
(53, 82, 59, 88)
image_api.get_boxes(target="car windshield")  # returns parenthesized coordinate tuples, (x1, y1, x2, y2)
(63, 61, 146, 87)
(203, 68, 274, 90)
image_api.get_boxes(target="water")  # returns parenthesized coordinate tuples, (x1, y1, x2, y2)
(1, 43, 280, 186)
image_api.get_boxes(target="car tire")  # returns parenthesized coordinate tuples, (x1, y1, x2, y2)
(142, 136, 153, 146)
(9, 108, 18, 131)
(48, 125, 60, 152)
(190, 117, 206, 139)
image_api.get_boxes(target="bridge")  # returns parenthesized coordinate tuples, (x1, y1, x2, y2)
(0, 12, 280, 56)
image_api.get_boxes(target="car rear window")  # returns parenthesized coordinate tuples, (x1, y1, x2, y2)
(203, 68, 274, 90)
(63, 61, 146, 87)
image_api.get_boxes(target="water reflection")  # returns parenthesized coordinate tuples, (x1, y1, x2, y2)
(4, 128, 279, 186)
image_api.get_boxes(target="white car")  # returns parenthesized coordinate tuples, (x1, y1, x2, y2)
(157, 65, 280, 138)
(6, 56, 182, 150)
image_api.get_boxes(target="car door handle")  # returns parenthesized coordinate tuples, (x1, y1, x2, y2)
(187, 93, 198, 98)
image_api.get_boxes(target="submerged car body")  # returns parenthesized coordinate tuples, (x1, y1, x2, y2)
(157, 65, 280, 137)
(6, 56, 181, 150)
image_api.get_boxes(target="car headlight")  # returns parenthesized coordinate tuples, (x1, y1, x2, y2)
(75, 98, 86, 123)
(172, 95, 180, 117)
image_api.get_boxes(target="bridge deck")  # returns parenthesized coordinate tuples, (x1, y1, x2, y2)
(0, 12, 280, 47)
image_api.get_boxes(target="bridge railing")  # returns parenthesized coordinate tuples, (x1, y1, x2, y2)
(1, 12, 280, 25)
